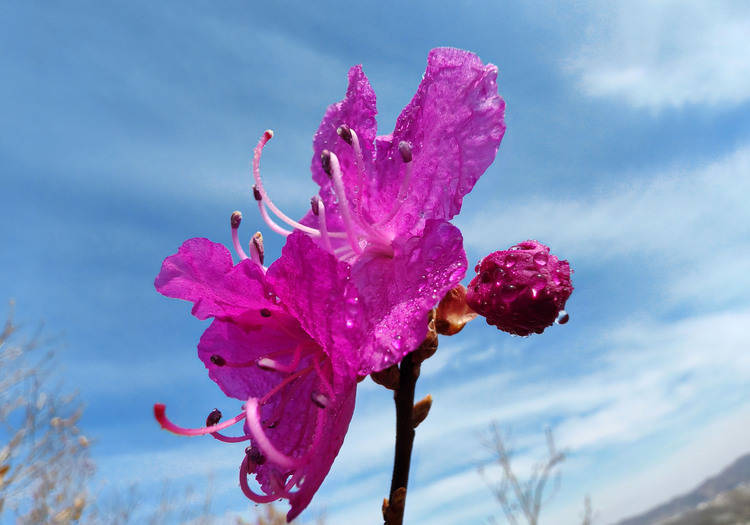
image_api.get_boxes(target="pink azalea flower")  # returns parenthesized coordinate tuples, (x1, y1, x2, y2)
(154, 236, 359, 521)
(467, 240, 573, 336)
(250, 47, 506, 375)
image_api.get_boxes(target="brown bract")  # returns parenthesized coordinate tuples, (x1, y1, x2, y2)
(435, 285, 478, 335)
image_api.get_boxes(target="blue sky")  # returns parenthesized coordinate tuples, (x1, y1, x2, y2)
(2, 1, 749, 524)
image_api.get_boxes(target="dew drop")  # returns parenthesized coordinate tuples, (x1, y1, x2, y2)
(533, 252, 548, 267)
(500, 284, 520, 302)
(504, 254, 517, 268)
(555, 310, 570, 324)
(531, 273, 547, 292)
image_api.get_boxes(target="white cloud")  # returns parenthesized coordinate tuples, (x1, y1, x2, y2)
(459, 143, 750, 310)
(568, 1, 750, 109)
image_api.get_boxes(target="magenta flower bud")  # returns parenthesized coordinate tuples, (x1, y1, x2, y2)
(467, 240, 573, 336)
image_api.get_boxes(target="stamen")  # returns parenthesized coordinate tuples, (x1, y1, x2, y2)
(258, 365, 314, 405)
(246, 446, 266, 465)
(253, 184, 292, 237)
(325, 151, 363, 254)
(310, 391, 329, 409)
(245, 398, 300, 469)
(379, 141, 415, 225)
(154, 403, 246, 436)
(211, 354, 268, 369)
(206, 408, 222, 426)
(256, 344, 302, 374)
(239, 456, 279, 503)
(211, 431, 251, 443)
(336, 124, 353, 145)
(252, 131, 334, 238)
(229, 211, 249, 261)
(311, 196, 333, 253)
(312, 356, 334, 398)
(250, 231, 265, 266)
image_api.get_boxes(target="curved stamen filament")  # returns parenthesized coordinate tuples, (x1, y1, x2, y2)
(245, 398, 300, 469)
(328, 152, 363, 254)
(230, 211, 249, 260)
(253, 131, 345, 239)
(254, 186, 292, 237)
(154, 404, 246, 436)
(312, 196, 333, 253)
(258, 365, 314, 405)
(312, 356, 334, 399)
(249, 231, 264, 266)
(379, 148, 414, 226)
(239, 456, 281, 503)
(349, 128, 366, 215)
(211, 431, 251, 443)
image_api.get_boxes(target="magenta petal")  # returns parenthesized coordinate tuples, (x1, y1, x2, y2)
(353, 220, 467, 374)
(197, 319, 313, 401)
(266, 232, 363, 376)
(310, 65, 378, 218)
(371, 48, 506, 234)
(284, 380, 356, 521)
(154, 238, 266, 321)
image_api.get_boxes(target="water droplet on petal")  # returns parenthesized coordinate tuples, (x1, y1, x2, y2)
(556, 310, 569, 324)
(531, 273, 547, 292)
(534, 252, 548, 267)
(504, 254, 517, 268)
(500, 284, 520, 302)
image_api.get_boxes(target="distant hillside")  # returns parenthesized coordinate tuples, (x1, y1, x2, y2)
(615, 453, 750, 525)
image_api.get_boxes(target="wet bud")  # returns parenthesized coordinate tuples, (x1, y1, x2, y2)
(371, 364, 400, 390)
(210, 354, 226, 366)
(259, 308, 271, 317)
(310, 195, 320, 216)
(252, 185, 262, 201)
(412, 394, 432, 428)
(205, 408, 222, 427)
(435, 285, 478, 335)
(230, 211, 242, 229)
(412, 315, 438, 363)
(398, 141, 413, 163)
(467, 240, 573, 336)
(321, 149, 332, 177)
(337, 124, 353, 145)
(252, 232, 264, 265)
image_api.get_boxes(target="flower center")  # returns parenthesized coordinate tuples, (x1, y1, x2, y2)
(231, 127, 415, 262)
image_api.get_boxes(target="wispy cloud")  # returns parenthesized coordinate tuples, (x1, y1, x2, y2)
(566, 1, 750, 110)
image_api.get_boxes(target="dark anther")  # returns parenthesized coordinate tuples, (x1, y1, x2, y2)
(337, 124, 353, 145)
(230, 211, 242, 229)
(252, 232, 264, 265)
(321, 150, 332, 177)
(210, 355, 226, 366)
(252, 185, 262, 201)
(398, 141, 413, 163)
(310, 391, 329, 409)
(260, 308, 272, 317)
(245, 446, 266, 465)
(310, 196, 320, 216)
(205, 408, 222, 427)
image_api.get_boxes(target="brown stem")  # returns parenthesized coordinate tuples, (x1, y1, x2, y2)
(385, 351, 419, 525)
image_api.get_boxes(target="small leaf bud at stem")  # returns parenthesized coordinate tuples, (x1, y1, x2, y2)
(412, 394, 432, 428)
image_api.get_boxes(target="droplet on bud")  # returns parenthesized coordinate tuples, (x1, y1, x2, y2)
(556, 310, 570, 324)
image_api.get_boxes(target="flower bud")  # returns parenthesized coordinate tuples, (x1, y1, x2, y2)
(467, 240, 573, 336)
